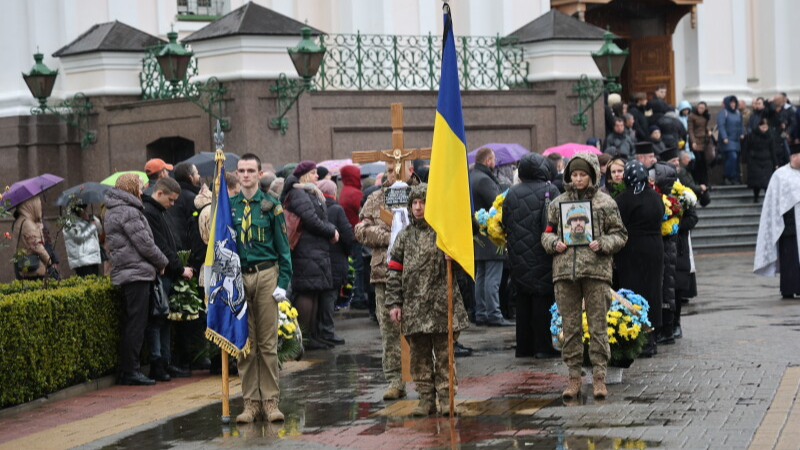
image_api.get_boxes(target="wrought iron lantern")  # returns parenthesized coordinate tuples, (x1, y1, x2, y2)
(22, 52, 95, 148)
(571, 28, 629, 130)
(156, 31, 194, 84)
(270, 26, 327, 134)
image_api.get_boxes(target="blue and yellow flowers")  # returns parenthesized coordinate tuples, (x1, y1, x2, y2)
(474, 189, 508, 247)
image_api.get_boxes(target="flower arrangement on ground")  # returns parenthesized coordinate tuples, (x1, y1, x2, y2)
(167, 250, 205, 321)
(278, 300, 303, 366)
(550, 288, 652, 367)
(671, 180, 697, 211)
(474, 189, 508, 247)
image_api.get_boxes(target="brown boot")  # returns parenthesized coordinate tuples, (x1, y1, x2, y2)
(236, 398, 262, 423)
(411, 397, 437, 416)
(593, 375, 608, 399)
(562, 376, 582, 400)
(382, 387, 407, 400)
(262, 398, 285, 422)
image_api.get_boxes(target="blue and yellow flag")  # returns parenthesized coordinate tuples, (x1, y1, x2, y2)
(425, 6, 475, 279)
(205, 153, 249, 358)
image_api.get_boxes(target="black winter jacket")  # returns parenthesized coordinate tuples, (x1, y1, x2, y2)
(470, 163, 504, 261)
(168, 181, 200, 251)
(325, 196, 355, 287)
(743, 129, 779, 190)
(502, 153, 560, 295)
(285, 182, 336, 292)
(657, 114, 687, 151)
(142, 195, 184, 280)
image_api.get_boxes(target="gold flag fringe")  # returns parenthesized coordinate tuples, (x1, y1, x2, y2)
(205, 327, 251, 359)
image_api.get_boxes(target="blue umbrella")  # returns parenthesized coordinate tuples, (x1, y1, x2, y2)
(467, 143, 530, 166)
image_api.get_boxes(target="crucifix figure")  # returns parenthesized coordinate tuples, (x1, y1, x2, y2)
(352, 103, 432, 183)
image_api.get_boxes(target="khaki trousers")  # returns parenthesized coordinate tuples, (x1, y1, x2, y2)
(407, 332, 460, 399)
(555, 278, 611, 378)
(239, 265, 280, 401)
(375, 283, 404, 390)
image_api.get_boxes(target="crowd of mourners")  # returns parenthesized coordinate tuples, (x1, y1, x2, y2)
(8, 84, 800, 420)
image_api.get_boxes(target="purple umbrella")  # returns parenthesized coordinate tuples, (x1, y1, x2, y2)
(467, 143, 530, 166)
(4, 174, 64, 209)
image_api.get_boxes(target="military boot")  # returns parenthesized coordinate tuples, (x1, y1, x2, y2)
(411, 396, 437, 417)
(236, 399, 262, 423)
(437, 391, 464, 416)
(382, 387, 407, 400)
(562, 376, 582, 400)
(593, 375, 608, 399)
(262, 399, 285, 422)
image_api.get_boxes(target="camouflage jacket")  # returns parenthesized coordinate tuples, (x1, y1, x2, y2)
(385, 184, 470, 336)
(354, 187, 391, 284)
(541, 153, 628, 283)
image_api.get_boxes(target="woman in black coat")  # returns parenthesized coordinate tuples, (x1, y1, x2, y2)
(281, 162, 338, 350)
(743, 118, 780, 202)
(614, 160, 664, 358)
(502, 153, 561, 358)
(317, 179, 354, 345)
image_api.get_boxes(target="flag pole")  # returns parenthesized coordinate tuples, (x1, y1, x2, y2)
(221, 352, 230, 423)
(447, 258, 455, 417)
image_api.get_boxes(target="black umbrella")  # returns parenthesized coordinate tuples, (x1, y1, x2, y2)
(183, 152, 240, 178)
(54, 182, 111, 206)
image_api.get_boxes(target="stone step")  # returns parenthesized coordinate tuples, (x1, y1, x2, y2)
(694, 211, 762, 226)
(692, 221, 760, 237)
(693, 240, 756, 254)
(704, 193, 761, 206)
(697, 202, 764, 214)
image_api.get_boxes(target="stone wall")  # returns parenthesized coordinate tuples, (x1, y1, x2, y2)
(0, 79, 603, 282)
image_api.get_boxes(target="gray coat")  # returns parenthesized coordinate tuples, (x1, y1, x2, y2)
(104, 188, 168, 286)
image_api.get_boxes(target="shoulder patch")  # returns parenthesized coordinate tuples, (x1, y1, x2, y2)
(274, 204, 283, 216)
(260, 199, 275, 213)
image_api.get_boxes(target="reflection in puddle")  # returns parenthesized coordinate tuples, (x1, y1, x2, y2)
(95, 353, 661, 449)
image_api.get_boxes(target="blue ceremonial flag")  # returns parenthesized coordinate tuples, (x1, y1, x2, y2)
(205, 155, 249, 358)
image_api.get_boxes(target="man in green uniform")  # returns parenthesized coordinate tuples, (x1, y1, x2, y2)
(231, 153, 293, 424)
(564, 206, 592, 245)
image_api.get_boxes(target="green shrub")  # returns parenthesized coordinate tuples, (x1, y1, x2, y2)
(0, 276, 121, 407)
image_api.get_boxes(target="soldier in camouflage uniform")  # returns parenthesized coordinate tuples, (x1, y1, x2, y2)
(387, 184, 470, 416)
(354, 161, 413, 400)
(542, 153, 628, 401)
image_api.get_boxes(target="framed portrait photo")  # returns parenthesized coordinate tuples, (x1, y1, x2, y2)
(559, 200, 594, 247)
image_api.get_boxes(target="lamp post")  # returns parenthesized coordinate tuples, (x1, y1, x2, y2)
(22, 52, 96, 148)
(153, 30, 229, 130)
(571, 28, 629, 130)
(270, 26, 327, 134)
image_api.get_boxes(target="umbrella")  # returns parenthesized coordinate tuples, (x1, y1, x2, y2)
(543, 143, 602, 158)
(54, 182, 111, 206)
(360, 162, 386, 177)
(467, 143, 531, 166)
(317, 159, 353, 176)
(183, 152, 240, 178)
(4, 174, 64, 209)
(100, 171, 148, 186)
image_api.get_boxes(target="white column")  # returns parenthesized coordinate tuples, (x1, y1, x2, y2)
(418, 0, 436, 36)
(751, 0, 800, 99)
(108, 0, 140, 28)
(269, 0, 294, 18)
(681, 0, 751, 104)
(502, 0, 547, 36)
(466, 0, 501, 36)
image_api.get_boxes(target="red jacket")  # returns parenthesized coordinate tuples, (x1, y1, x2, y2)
(339, 165, 362, 230)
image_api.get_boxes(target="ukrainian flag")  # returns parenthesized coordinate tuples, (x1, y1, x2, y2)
(425, 5, 474, 279)
(204, 152, 249, 358)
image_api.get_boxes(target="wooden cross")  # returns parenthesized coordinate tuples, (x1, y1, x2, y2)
(351, 103, 432, 183)
(352, 103, 427, 384)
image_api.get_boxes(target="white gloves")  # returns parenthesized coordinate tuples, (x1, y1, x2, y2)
(272, 287, 287, 302)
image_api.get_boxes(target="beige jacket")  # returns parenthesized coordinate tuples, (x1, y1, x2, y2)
(13, 197, 51, 277)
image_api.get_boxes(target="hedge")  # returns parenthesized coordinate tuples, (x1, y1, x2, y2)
(0, 276, 121, 407)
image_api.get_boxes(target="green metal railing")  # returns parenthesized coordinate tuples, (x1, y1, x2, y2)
(313, 32, 528, 91)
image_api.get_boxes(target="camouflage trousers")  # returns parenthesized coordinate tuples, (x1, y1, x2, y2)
(406, 332, 460, 399)
(375, 283, 405, 391)
(555, 278, 611, 378)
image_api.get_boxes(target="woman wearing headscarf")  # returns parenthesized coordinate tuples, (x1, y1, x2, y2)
(12, 195, 56, 280)
(104, 173, 168, 385)
(613, 160, 664, 358)
(281, 161, 338, 350)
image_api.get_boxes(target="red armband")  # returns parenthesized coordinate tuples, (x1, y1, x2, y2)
(545, 225, 554, 233)
(387, 260, 404, 271)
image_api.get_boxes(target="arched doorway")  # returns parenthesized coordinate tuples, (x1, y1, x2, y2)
(553, 0, 701, 105)
(146, 136, 195, 165)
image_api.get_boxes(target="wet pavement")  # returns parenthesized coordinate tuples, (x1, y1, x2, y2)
(3, 252, 800, 450)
